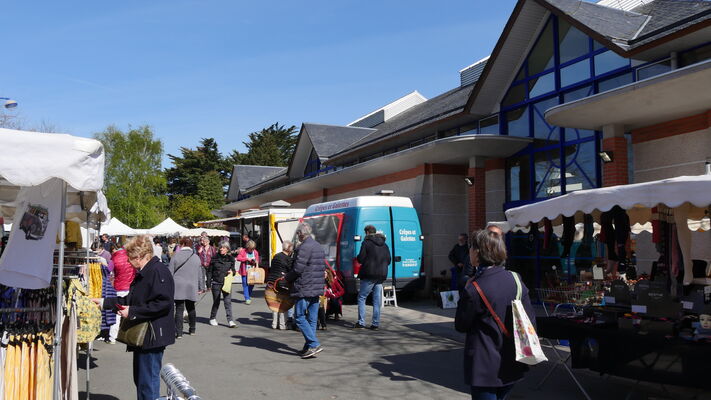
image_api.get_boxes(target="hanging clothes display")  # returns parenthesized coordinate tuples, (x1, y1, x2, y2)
(61, 305, 78, 400)
(100, 265, 116, 331)
(0, 178, 64, 289)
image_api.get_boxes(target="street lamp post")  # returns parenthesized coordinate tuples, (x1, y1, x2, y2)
(0, 97, 18, 109)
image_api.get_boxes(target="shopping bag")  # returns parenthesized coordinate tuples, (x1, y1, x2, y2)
(222, 272, 234, 293)
(439, 290, 459, 309)
(247, 267, 265, 285)
(511, 273, 548, 365)
(264, 279, 294, 312)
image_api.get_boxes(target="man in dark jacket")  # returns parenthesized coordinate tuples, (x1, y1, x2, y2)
(448, 233, 469, 290)
(286, 223, 326, 358)
(354, 225, 391, 330)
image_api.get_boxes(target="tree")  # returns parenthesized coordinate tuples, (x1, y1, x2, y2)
(165, 138, 230, 197)
(169, 195, 214, 227)
(95, 125, 168, 228)
(197, 171, 225, 210)
(227, 122, 298, 167)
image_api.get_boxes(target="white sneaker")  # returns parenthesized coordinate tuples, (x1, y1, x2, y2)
(209, 319, 218, 326)
(228, 320, 237, 328)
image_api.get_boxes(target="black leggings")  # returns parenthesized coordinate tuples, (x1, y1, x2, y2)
(174, 300, 196, 336)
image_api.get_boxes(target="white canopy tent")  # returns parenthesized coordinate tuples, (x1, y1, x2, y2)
(0, 127, 108, 398)
(100, 217, 138, 236)
(179, 228, 231, 237)
(505, 174, 711, 285)
(147, 217, 187, 236)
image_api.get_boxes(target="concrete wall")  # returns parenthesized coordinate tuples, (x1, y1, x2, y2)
(485, 168, 506, 223)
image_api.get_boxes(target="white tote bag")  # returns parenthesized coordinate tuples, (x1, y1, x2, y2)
(511, 272, 548, 365)
(439, 290, 459, 309)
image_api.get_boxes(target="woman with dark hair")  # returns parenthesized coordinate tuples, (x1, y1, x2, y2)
(456, 230, 536, 400)
(169, 237, 201, 338)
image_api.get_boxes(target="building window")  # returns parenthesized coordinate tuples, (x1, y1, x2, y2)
(558, 19, 590, 63)
(679, 43, 711, 67)
(594, 50, 630, 76)
(507, 154, 531, 202)
(636, 58, 671, 80)
(528, 72, 556, 98)
(506, 107, 529, 137)
(532, 97, 560, 147)
(560, 59, 591, 88)
(597, 71, 634, 92)
(527, 19, 555, 76)
(304, 149, 321, 177)
(479, 115, 499, 134)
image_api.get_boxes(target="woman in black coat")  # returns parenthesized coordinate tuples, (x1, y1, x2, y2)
(93, 235, 175, 400)
(267, 240, 294, 329)
(455, 229, 536, 400)
(208, 241, 237, 328)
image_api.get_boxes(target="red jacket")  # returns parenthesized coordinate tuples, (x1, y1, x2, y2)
(112, 249, 136, 291)
(236, 248, 260, 276)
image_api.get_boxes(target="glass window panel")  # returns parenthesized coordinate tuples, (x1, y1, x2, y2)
(528, 72, 555, 98)
(502, 84, 526, 107)
(563, 85, 593, 103)
(532, 97, 560, 147)
(560, 59, 591, 87)
(459, 123, 478, 135)
(594, 51, 630, 76)
(507, 154, 531, 202)
(563, 127, 595, 142)
(679, 43, 711, 67)
(506, 107, 529, 137)
(439, 127, 458, 138)
(597, 72, 633, 92)
(564, 140, 597, 192)
(479, 115, 499, 134)
(527, 19, 555, 75)
(636, 59, 671, 80)
(593, 40, 605, 51)
(558, 19, 589, 63)
(534, 149, 562, 198)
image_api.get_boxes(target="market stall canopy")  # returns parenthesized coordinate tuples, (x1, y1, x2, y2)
(179, 228, 230, 237)
(0, 129, 109, 225)
(505, 175, 711, 228)
(100, 218, 137, 236)
(147, 218, 187, 236)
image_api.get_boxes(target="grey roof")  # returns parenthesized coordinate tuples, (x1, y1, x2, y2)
(233, 165, 286, 190)
(302, 123, 375, 158)
(543, 0, 711, 50)
(630, 0, 711, 47)
(545, 0, 649, 46)
(337, 84, 474, 155)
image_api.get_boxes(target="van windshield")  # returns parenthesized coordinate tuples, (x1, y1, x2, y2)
(294, 214, 343, 267)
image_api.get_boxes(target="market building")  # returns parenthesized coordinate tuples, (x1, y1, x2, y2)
(218, 0, 711, 291)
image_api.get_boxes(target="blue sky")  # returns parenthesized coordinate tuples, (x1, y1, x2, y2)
(1, 1, 517, 167)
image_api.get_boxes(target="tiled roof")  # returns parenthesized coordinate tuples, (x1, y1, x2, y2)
(233, 165, 286, 190)
(302, 123, 375, 158)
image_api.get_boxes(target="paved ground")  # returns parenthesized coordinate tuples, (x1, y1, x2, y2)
(78, 285, 710, 400)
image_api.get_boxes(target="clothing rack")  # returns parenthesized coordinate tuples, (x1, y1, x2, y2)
(0, 306, 52, 313)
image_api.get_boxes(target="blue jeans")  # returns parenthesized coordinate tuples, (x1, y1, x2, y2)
(357, 279, 382, 327)
(133, 347, 164, 400)
(470, 385, 513, 400)
(241, 275, 254, 300)
(294, 297, 320, 348)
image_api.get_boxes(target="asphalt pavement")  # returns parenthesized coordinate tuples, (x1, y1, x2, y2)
(78, 285, 710, 400)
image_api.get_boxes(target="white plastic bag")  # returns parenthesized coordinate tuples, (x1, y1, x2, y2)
(511, 273, 548, 365)
(439, 290, 459, 309)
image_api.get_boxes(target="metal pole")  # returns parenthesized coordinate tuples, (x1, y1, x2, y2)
(53, 181, 67, 399)
(86, 210, 91, 400)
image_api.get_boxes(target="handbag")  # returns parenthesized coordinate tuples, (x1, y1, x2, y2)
(222, 271, 234, 293)
(247, 266, 265, 285)
(264, 278, 294, 312)
(117, 319, 155, 347)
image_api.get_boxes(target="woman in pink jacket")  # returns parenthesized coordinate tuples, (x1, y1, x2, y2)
(236, 240, 260, 305)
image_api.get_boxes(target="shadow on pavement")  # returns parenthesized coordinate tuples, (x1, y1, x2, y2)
(370, 349, 468, 394)
(231, 335, 299, 355)
(77, 351, 99, 370)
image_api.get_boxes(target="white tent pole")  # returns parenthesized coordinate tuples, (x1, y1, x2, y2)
(86, 210, 92, 400)
(53, 181, 67, 399)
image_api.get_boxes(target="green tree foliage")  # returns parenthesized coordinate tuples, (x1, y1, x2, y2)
(227, 122, 298, 167)
(165, 138, 230, 197)
(95, 125, 167, 228)
(169, 195, 214, 227)
(197, 171, 225, 210)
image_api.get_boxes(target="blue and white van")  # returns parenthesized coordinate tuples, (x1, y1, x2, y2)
(296, 196, 424, 295)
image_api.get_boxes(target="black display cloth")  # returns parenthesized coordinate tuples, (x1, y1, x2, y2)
(537, 316, 711, 389)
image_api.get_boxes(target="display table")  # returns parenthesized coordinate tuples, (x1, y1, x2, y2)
(537, 316, 711, 390)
